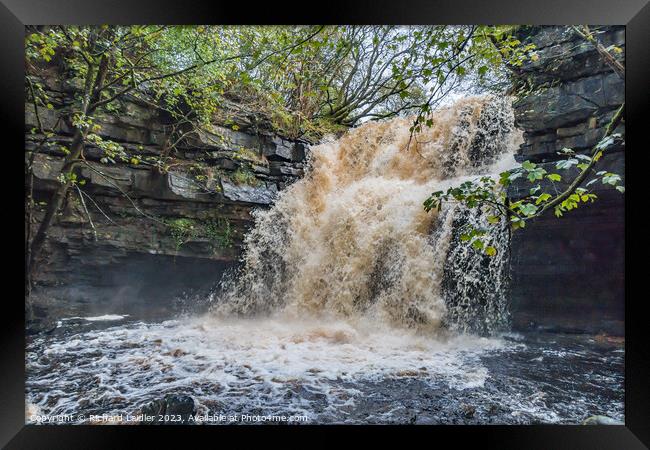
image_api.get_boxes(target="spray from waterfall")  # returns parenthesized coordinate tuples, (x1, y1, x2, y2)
(214, 95, 521, 334)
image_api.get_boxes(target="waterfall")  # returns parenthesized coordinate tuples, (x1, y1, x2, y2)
(441, 204, 511, 334)
(214, 95, 521, 335)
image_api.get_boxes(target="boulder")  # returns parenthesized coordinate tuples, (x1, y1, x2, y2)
(263, 136, 306, 162)
(582, 415, 623, 425)
(140, 394, 196, 424)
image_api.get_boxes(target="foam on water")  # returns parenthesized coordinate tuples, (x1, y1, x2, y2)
(25, 95, 624, 424)
(26, 317, 624, 424)
(26, 316, 512, 423)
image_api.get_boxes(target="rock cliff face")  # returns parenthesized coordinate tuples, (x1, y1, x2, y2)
(27, 27, 625, 334)
(507, 26, 625, 334)
(26, 73, 310, 319)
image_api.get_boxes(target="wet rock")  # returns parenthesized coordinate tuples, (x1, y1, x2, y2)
(514, 72, 623, 134)
(140, 394, 196, 424)
(80, 163, 134, 192)
(167, 171, 208, 201)
(263, 136, 299, 161)
(510, 26, 625, 163)
(460, 403, 476, 419)
(251, 164, 271, 175)
(31, 153, 64, 183)
(582, 415, 623, 425)
(28, 74, 307, 314)
(163, 348, 187, 357)
(507, 26, 625, 336)
(484, 402, 512, 419)
(221, 179, 278, 205)
(191, 125, 262, 150)
(288, 384, 327, 403)
(25, 318, 58, 335)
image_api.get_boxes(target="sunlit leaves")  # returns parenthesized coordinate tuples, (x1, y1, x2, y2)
(526, 167, 547, 182)
(517, 202, 538, 216)
(485, 246, 497, 256)
(424, 141, 624, 260)
(521, 160, 536, 171)
(535, 193, 552, 204)
(511, 216, 526, 230)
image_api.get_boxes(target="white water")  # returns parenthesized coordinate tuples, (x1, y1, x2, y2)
(26, 316, 625, 424)
(26, 316, 514, 423)
(26, 96, 626, 424)
(215, 95, 520, 334)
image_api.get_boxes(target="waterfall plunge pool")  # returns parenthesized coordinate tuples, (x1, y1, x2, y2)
(26, 314, 624, 425)
(26, 96, 623, 425)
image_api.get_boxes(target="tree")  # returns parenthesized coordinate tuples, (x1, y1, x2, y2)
(24, 25, 327, 281)
(422, 26, 625, 255)
(239, 25, 533, 130)
(24, 24, 532, 287)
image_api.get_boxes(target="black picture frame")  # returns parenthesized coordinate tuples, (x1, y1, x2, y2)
(2, 0, 647, 447)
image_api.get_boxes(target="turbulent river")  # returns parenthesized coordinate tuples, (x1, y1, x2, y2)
(26, 96, 624, 425)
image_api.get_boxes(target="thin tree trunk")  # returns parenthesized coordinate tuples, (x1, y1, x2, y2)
(27, 130, 84, 276)
(26, 32, 110, 279)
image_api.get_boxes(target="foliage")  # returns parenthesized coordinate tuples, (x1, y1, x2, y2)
(166, 218, 198, 251)
(424, 105, 625, 255)
(232, 166, 259, 186)
(205, 218, 234, 250)
(233, 147, 267, 165)
(25, 24, 533, 143)
(22, 24, 539, 275)
(422, 26, 625, 257)
(407, 25, 537, 137)
(166, 217, 234, 252)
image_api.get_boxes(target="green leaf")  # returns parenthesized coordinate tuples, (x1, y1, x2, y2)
(519, 203, 538, 216)
(498, 171, 512, 186)
(521, 160, 536, 171)
(485, 246, 497, 256)
(546, 173, 562, 182)
(511, 218, 526, 230)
